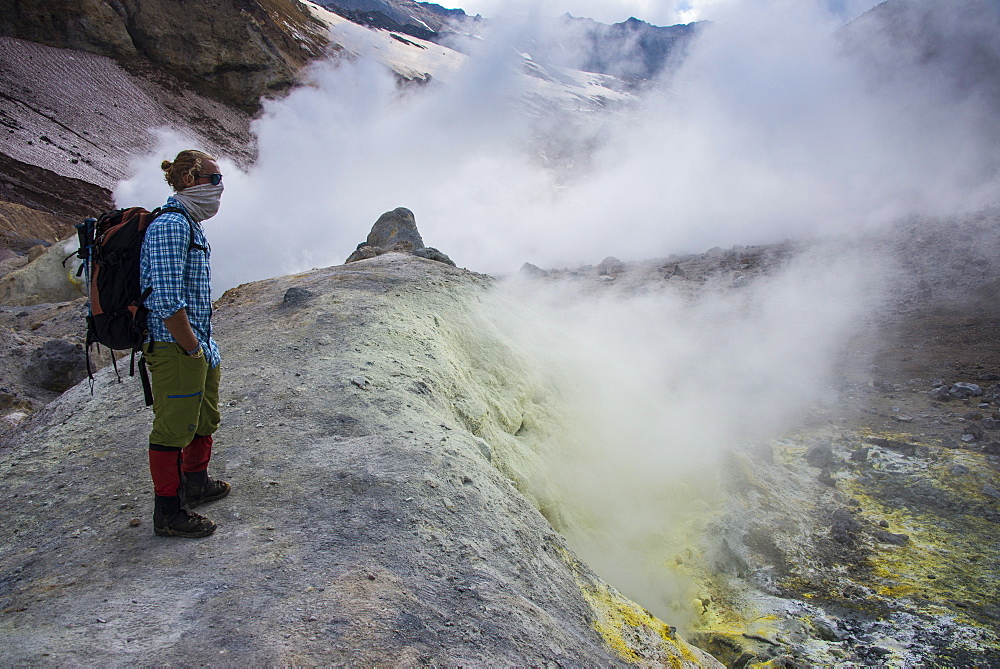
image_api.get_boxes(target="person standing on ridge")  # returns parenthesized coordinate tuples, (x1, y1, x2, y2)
(140, 149, 229, 538)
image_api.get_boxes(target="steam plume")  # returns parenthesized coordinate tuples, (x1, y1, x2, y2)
(115, 1, 997, 290)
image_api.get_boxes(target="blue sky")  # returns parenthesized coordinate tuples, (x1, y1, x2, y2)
(444, 0, 884, 26)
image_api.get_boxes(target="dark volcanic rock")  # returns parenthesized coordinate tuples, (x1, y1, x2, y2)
(850, 447, 870, 462)
(366, 207, 425, 249)
(963, 423, 985, 440)
(805, 442, 837, 469)
(413, 247, 455, 266)
(874, 530, 910, 546)
(281, 286, 314, 308)
(951, 382, 983, 398)
(346, 208, 455, 266)
(929, 385, 952, 401)
(347, 244, 381, 262)
(830, 508, 861, 545)
(22, 339, 86, 392)
(519, 262, 548, 278)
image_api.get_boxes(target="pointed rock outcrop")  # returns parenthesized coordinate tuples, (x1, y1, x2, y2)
(346, 207, 455, 266)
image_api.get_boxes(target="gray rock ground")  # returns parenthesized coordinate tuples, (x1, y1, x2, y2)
(0, 298, 89, 435)
(0, 253, 715, 666)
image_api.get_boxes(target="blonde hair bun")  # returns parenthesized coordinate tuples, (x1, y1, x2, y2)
(161, 150, 215, 191)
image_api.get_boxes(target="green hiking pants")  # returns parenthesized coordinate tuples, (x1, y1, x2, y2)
(146, 341, 221, 449)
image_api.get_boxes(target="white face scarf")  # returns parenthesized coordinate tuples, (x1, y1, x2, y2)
(174, 183, 224, 222)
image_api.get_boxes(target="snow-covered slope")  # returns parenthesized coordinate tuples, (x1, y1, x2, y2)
(312, 0, 473, 39)
(303, 1, 634, 112)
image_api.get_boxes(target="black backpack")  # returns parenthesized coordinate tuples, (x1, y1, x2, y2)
(72, 205, 199, 404)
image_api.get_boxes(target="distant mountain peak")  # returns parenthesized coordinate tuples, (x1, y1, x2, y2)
(315, 0, 702, 83)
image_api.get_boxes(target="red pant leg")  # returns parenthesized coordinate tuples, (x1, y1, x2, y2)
(149, 447, 182, 496)
(182, 434, 213, 473)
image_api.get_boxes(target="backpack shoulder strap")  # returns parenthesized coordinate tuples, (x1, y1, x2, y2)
(149, 206, 207, 252)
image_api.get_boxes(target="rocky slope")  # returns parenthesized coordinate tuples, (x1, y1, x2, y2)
(551, 15, 701, 82)
(1, 1, 999, 664)
(0, 0, 638, 254)
(0, 0, 336, 261)
(0, 32, 259, 259)
(842, 0, 1000, 130)
(315, 0, 475, 41)
(0, 36, 257, 202)
(303, 1, 634, 112)
(0, 253, 718, 666)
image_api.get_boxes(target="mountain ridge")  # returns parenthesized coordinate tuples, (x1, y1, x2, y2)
(316, 0, 702, 82)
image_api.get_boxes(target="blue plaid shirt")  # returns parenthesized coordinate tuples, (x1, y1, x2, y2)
(139, 197, 221, 368)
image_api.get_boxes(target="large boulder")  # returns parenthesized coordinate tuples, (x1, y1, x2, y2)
(347, 207, 455, 266)
(366, 207, 425, 249)
(22, 339, 87, 392)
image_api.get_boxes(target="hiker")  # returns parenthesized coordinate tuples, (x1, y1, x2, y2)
(140, 149, 229, 538)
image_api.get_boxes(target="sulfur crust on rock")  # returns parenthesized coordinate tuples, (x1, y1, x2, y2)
(681, 424, 1000, 665)
(555, 546, 718, 667)
(4, 248, 998, 665)
(839, 449, 999, 626)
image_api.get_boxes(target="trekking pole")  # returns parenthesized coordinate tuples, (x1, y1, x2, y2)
(77, 218, 97, 394)
(76, 218, 96, 277)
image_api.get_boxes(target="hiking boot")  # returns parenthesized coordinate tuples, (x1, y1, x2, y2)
(183, 470, 231, 508)
(153, 495, 216, 538)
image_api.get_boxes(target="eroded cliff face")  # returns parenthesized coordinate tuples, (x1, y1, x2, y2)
(0, 35, 256, 229)
(0, 253, 716, 666)
(0, 0, 331, 111)
(0, 0, 333, 252)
